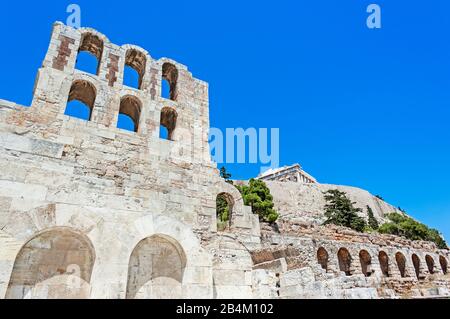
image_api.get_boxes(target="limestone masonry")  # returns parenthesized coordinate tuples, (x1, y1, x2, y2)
(0, 23, 448, 299)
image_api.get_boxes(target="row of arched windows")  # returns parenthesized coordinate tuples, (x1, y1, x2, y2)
(64, 79, 177, 139)
(74, 32, 178, 100)
(317, 247, 448, 279)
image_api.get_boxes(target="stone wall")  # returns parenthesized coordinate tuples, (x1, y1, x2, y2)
(250, 222, 450, 299)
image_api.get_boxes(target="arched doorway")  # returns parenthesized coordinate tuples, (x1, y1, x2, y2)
(378, 251, 390, 277)
(411, 254, 421, 279)
(126, 235, 187, 299)
(317, 247, 329, 272)
(425, 255, 435, 274)
(395, 252, 407, 278)
(440, 256, 448, 274)
(6, 228, 95, 299)
(359, 250, 372, 277)
(338, 248, 352, 276)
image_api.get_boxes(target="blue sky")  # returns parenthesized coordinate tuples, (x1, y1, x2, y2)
(0, 1, 449, 240)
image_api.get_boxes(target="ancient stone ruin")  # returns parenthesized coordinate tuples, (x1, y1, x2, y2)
(258, 164, 317, 184)
(0, 23, 448, 299)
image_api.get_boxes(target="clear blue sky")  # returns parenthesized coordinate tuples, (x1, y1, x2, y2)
(1, 1, 449, 241)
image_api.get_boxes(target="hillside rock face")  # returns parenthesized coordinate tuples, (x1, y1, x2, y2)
(0, 23, 448, 299)
(265, 181, 400, 225)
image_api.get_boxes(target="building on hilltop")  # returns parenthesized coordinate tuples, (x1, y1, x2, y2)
(258, 163, 317, 184)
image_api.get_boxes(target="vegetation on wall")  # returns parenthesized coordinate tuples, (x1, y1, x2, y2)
(379, 213, 447, 249)
(216, 167, 233, 231)
(322, 189, 367, 232)
(216, 195, 230, 223)
(236, 179, 279, 223)
(216, 194, 230, 231)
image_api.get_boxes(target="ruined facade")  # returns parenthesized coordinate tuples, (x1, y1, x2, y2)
(0, 23, 448, 299)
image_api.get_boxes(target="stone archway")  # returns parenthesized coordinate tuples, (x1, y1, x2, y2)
(395, 252, 407, 278)
(378, 251, 390, 277)
(337, 248, 352, 276)
(126, 235, 187, 299)
(425, 255, 435, 274)
(440, 256, 448, 275)
(359, 250, 372, 277)
(411, 254, 421, 280)
(317, 247, 329, 272)
(5, 227, 95, 299)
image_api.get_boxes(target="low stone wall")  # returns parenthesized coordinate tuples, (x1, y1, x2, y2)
(249, 221, 450, 299)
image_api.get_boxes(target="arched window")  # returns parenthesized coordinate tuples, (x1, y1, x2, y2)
(65, 80, 97, 121)
(395, 252, 407, 278)
(76, 33, 104, 75)
(117, 96, 142, 132)
(425, 255, 435, 274)
(317, 247, 329, 272)
(162, 62, 178, 101)
(216, 193, 234, 231)
(124, 49, 147, 89)
(6, 228, 95, 299)
(359, 250, 372, 277)
(440, 256, 448, 274)
(378, 251, 390, 277)
(411, 254, 421, 280)
(126, 235, 186, 299)
(338, 248, 352, 276)
(160, 107, 178, 141)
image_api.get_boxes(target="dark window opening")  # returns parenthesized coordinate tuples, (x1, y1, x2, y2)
(396, 252, 407, 278)
(379, 251, 390, 277)
(359, 250, 372, 277)
(426, 255, 435, 274)
(317, 247, 329, 272)
(338, 248, 352, 276)
(440, 256, 448, 274)
(412, 254, 421, 279)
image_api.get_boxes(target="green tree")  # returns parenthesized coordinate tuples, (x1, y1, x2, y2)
(379, 213, 447, 249)
(220, 167, 233, 184)
(375, 195, 384, 201)
(322, 189, 367, 232)
(236, 179, 279, 223)
(366, 205, 379, 230)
